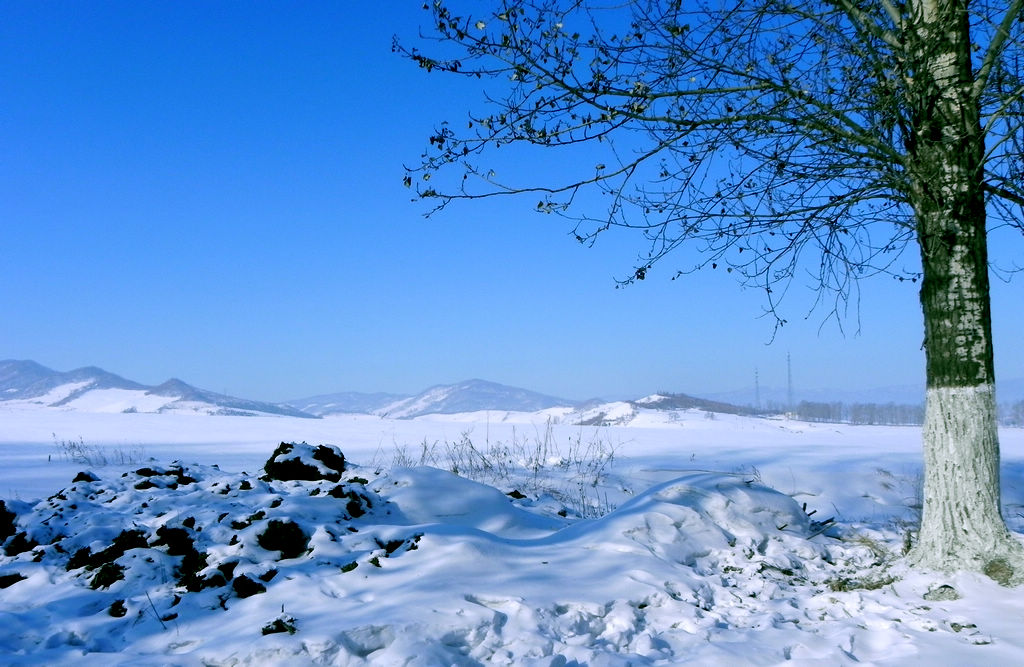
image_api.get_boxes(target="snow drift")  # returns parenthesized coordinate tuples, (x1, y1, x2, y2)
(0, 440, 1019, 664)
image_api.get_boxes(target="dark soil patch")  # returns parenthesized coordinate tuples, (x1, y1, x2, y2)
(68, 529, 150, 572)
(152, 526, 194, 556)
(311, 445, 346, 476)
(256, 520, 309, 559)
(217, 561, 238, 580)
(0, 572, 26, 588)
(328, 486, 371, 518)
(0, 501, 15, 543)
(231, 510, 265, 530)
(134, 466, 195, 488)
(90, 562, 124, 589)
(4, 532, 38, 557)
(151, 525, 212, 592)
(170, 468, 197, 486)
(232, 574, 267, 598)
(376, 538, 405, 556)
(262, 616, 297, 635)
(263, 442, 345, 482)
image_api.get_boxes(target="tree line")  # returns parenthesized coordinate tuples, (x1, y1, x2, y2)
(790, 400, 1024, 427)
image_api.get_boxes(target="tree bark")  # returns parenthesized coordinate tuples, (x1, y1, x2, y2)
(905, 0, 1023, 579)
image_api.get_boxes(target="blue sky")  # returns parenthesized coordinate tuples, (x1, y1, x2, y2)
(2, 1, 1022, 403)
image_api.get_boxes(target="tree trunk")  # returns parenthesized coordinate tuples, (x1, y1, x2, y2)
(905, 0, 1023, 580)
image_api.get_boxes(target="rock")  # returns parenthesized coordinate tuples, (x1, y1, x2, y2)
(923, 584, 960, 601)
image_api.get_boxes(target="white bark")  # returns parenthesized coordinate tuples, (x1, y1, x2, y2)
(910, 384, 1022, 580)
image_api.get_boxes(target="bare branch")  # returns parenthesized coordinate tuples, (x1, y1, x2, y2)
(974, 0, 1024, 98)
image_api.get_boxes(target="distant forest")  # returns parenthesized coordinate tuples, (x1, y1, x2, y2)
(782, 400, 1024, 427)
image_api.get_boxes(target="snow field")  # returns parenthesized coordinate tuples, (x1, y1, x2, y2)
(2, 408, 1024, 663)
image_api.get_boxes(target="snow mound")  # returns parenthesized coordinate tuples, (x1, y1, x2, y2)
(0, 446, 989, 664)
(263, 441, 347, 482)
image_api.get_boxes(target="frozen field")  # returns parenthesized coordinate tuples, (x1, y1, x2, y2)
(2, 405, 1024, 664)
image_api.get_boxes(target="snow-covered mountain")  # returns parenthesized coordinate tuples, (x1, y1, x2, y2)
(286, 391, 410, 417)
(0, 360, 316, 418)
(375, 379, 576, 419)
(289, 379, 578, 419)
(0, 360, 146, 400)
(4, 360, 863, 424)
(560, 393, 761, 427)
(289, 382, 762, 424)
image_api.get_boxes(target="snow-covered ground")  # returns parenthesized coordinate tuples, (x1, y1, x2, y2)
(2, 404, 1024, 664)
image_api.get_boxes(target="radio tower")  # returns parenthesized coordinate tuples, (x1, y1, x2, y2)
(786, 352, 793, 411)
(754, 367, 761, 411)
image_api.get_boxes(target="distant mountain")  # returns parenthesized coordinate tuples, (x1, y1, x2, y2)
(0, 360, 317, 418)
(286, 391, 411, 417)
(0, 360, 145, 402)
(374, 379, 576, 419)
(289, 382, 762, 422)
(145, 379, 315, 418)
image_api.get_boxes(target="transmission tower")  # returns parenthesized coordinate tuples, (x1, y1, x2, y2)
(786, 352, 793, 411)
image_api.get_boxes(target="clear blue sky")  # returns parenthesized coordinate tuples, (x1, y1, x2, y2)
(2, 1, 1023, 403)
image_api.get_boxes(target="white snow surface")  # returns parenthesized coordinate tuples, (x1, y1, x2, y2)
(2, 405, 1024, 664)
(57, 387, 180, 414)
(3, 381, 93, 408)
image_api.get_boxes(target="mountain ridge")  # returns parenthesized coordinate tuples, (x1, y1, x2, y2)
(379, 378, 575, 419)
(0, 360, 316, 418)
(287, 378, 578, 419)
(286, 390, 411, 417)
(15, 359, 1010, 422)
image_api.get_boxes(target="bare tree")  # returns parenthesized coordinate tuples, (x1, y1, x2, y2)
(400, 0, 1024, 579)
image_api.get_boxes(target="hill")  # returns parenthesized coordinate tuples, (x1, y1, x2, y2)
(375, 379, 577, 419)
(0, 360, 316, 418)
